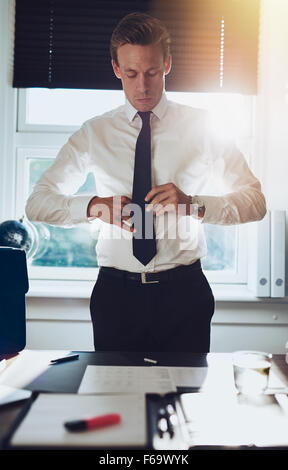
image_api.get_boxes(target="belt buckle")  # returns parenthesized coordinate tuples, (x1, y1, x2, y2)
(141, 272, 159, 284)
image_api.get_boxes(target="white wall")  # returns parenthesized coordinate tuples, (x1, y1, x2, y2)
(211, 301, 288, 353)
(0, 0, 16, 221)
(255, 0, 288, 210)
(24, 297, 288, 354)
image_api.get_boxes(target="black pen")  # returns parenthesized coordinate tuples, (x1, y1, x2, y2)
(50, 354, 79, 364)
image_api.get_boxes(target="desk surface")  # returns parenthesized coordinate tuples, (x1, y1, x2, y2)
(1, 350, 288, 450)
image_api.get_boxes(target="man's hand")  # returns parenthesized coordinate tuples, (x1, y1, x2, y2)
(145, 183, 191, 216)
(87, 196, 135, 232)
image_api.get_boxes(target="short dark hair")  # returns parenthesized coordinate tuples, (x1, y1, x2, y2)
(110, 12, 171, 66)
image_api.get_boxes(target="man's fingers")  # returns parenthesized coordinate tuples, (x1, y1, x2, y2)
(114, 218, 132, 232)
(112, 196, 132, 209)
(122, 206, 133, 217)
(145, 183, 174, 203)
(114, 214, 134, 231)
(118, 195, 132, 206)
(113, 213, 135, 232)
(146, 194, 171, 212)
(157, 206, 176, 216)
(145, 187, 166, 203)
(154, 202, 177, 216)
(121, 220, 136, 232)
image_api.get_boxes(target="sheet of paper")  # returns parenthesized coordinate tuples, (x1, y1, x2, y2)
(0, 385, 32, 407)
(180, 392, 288, 448)
(78, 365, 176, 394)
(180, 392, 248, 447)
(0, 350, 69, 389)
(11, 393, 146, 448)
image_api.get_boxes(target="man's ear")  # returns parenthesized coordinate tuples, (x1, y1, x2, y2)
(164, 55, 172, 76)
(112, 60, 121, 79)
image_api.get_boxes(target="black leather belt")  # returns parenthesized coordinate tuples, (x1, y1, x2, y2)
(99, 260, 201, 284)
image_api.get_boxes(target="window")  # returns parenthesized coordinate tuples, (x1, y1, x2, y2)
(18, 89, 125, 131)
(16, 88, 252, 287)
(16, 149, 99, 281)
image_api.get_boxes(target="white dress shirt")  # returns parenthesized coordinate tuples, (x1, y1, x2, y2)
(25, 93, 266, 273)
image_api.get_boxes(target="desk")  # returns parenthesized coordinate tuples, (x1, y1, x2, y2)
(0, 350, 288, 450)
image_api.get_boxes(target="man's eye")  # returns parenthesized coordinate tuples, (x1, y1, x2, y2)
(147, 71, 158, 77)
(127, 73, 136, 78)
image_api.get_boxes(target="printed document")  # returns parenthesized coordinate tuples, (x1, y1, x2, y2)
(78, 365, 176, 394)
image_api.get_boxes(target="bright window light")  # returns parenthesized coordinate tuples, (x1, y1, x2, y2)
(26, 89, 125, 126)
(24, 88, 252, 140)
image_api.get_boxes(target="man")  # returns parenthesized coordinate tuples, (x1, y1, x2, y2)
(26, 13, 266, 352)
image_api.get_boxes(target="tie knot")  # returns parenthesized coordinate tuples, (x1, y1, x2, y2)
(138, 111, 151, 124)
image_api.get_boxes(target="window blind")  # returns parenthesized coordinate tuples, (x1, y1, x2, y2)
(13, 0, 260, 93)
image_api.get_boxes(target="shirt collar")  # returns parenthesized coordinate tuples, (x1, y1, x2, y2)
(124, 92, 168, 122)
(152, 92, 168, 120)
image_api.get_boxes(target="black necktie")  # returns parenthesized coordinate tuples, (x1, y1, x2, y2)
(132, 111, 157, 266)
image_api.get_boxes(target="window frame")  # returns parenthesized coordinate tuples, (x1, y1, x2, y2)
(17, 88, 128, 134)
(18, 88, 82, 134)
(15, 147, 99, 281)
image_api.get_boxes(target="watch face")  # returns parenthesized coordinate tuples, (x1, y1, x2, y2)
(190, 196, 205, 218)
(193, 196, 204, 207)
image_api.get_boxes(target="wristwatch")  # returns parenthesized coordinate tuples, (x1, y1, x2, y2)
(189, 195, 206, 218)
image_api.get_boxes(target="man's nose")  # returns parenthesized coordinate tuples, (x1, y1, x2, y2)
(136, 74, 149, 93)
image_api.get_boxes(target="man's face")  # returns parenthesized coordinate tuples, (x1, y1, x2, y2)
(112, 43, 171, 112)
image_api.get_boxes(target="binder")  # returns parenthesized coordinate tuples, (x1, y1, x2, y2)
(247, 211, 270, 297)
(270, 210, 286, 298)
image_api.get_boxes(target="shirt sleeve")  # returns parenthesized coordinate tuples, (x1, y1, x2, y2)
(198, 132, 267, 225)
(25, 124, 95, 226)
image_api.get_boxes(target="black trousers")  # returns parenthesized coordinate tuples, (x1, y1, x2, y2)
(90, 262, 215, 353)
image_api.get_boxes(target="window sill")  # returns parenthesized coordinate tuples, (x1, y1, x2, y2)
(212, 285, 288, 303)
(26, 279, 288, 303)
(27, 279, 95, 299)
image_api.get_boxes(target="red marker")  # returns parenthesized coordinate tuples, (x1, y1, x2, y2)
(64, 413, 121, 432)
